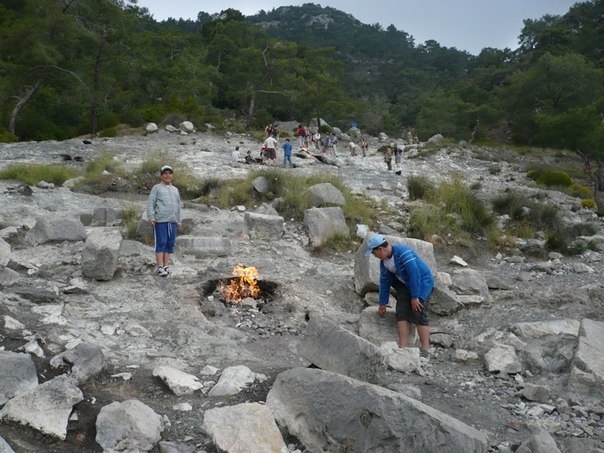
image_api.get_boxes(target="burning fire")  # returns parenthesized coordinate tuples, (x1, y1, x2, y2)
(218, 264, 261, 304)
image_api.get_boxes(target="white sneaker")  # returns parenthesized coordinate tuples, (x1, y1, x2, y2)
(163, 266, 172, 275)
(419, 349, 430, 363)
(155, 267, 168, 277)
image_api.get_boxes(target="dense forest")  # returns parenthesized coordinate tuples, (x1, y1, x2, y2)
(0, 0, 602, 160)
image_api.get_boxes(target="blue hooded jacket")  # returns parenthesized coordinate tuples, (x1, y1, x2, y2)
(378, 244, 434, 305)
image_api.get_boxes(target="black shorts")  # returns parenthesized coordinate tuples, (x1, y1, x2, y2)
(393, 279, 430, 325)
(267, 148, 276, 159)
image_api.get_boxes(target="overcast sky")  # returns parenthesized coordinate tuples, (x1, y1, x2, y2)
(135, 0, 579, 55)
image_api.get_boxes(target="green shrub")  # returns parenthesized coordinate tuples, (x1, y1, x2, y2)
(526, 165, 572, 188)
(197, 177, 223, 198)
(546, 221, 598, 255)
(492, 191, 559, 230)
(175, 173, 206, 200)
(0, 131, 18, 143)
(544, 232, 568, 253)
(315, 232, 358, 253)
(407, 205, 439, 240)
(407, 176, 495, 241)
(566, 222, 598, 237)
(139, 153, 169, 176)
(436, 178, 495, 235)
(120, 109, 145, 128)
(140, 104, 168, 123)
(98, 127, 117, 138)
(121, 205, 140, 239)
(407, 175, 434, 201)
(222, 119, 246, 134)
(545, 232, 586, 255)
(536, 169, 572, 187)
(491, 190, 596, 255)
(504, 222, 536, 239)
(251, 130, 268, 142)
(567, 182, 593, 199)
(0, 164, 78, 185)
(581, 198, 596, 209)
(161, 112, 187, 128)
(488, 165, 501, 175)
(193, 169, 378, 232)
(85, 153, 125, 180)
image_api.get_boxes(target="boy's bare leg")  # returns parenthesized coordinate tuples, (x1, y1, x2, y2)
(417, 325, 430, 350)
(397, 320, 410, 347)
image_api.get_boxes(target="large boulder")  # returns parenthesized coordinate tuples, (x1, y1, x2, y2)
(26, 218, 87, 245)
(0, 237, 10, 267)
(300, 316, 387, 383)
(568, 318, 604, 402)
(244, 212, 284, 240)
(81, 228, 122, 281)
(305, 182, 345, 207)
(266, 367, 488, 453)
(304, 207, 349, 249)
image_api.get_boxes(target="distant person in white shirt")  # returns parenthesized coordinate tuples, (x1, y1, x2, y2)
(263, 136, 278, 166)
(231, 146, 241, 161)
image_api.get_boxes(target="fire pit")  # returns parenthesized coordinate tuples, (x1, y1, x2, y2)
(201, 264, 278, 306)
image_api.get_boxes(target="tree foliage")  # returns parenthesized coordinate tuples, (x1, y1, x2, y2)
(0, 0, 601, 149)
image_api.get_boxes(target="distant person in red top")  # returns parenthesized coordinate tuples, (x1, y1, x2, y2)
(296, 124, 306, 148)
(265, 123, 273, 137)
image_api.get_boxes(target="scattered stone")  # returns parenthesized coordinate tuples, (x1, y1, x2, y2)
(0, 375, 83, 440)
(95, 399, 164, 451)
(0, 351, 38, 405)
(202, 402, 287, 453)
(152, 365, 203, 396)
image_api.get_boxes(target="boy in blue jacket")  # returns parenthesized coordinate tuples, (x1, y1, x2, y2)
(366, 234, 434, 362)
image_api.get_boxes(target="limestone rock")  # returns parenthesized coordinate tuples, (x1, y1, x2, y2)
(95, 399, 164, 451)
(202, 402, 287, 453)
(0, 375, 83, 440)
(0, 351, 38, 405)
(266, 367, 488, 453)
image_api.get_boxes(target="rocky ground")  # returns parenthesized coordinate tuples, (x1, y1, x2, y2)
(0, 129, 603, 452)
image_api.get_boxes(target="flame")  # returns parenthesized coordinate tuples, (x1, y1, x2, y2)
(218, 264, 260, 304)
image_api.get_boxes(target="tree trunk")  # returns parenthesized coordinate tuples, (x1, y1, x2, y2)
(90, 53, 102, 136)
(577, 150, 604, 216)
(8, 73, 46, 135)
(595, 159, 604, 216)
(246, 83, 256, 128)
(247, 96, 255, 128)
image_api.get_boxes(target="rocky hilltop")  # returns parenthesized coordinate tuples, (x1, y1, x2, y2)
(0, 130, 603, 453)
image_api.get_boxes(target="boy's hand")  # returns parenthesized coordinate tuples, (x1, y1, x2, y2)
(411, 298, 423, 311)
(378, 305, 387, 317)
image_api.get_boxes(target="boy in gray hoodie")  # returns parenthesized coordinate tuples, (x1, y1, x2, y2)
(147, 165, 181, 276)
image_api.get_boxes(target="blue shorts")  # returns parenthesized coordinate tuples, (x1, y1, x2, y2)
(154, 222, 178, 254)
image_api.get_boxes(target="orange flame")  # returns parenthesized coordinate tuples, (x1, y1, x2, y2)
(218, 264, 260, 304)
